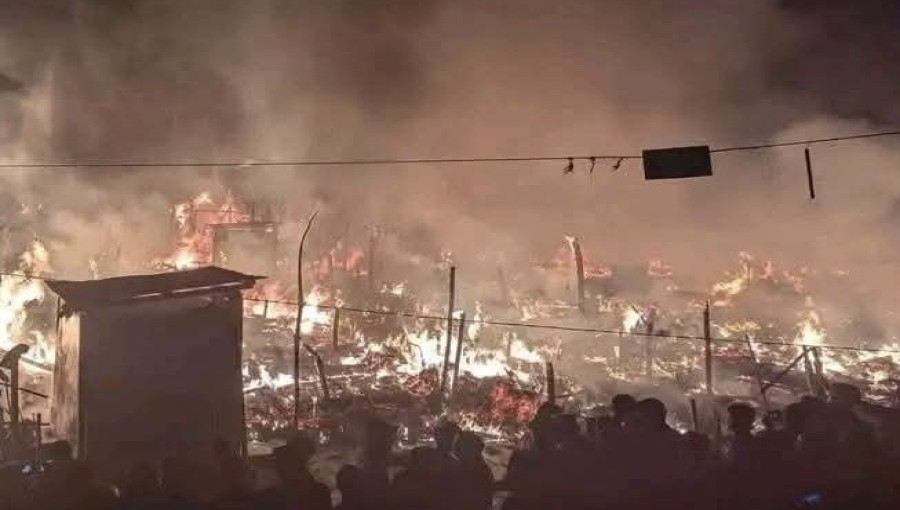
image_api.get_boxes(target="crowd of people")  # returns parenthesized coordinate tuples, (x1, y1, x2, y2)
(1, 382, 898, 510)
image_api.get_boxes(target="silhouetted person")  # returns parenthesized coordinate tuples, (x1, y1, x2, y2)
(683, 431, 718, 468)
(454, 431, 493, 510)
(392, 447, 441, 510)
(620, 398, 684, 506)
(725, 403, 759, 467)
(611, 394, 636, 427)
(116, 462, 162, 510)
(599, 394, 636, 453)
(434, 421, 461, 459)
(209, 439, 255, 509)
(502, 402, 560, 510)
(335, 465, 365, 510)
(255, 438, 330, 510)
(160, 456, 205, 510)
(361, 419, 397, 509)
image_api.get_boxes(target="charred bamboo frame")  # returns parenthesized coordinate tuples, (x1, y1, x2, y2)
(546, 362, 556, 404)
(440, 266, 457, 394)
(761, 350, 807, 393)
(293, 211, 318, 429)
(567, 237, 586, 312)
(643, 307, 656, 377)
(332, 307, 341, 349)
(303, 344, 331, 403)
(805, 147, 816, 200)
(704, 302, 713, 396)
(811, 348, 828, 397)
(802, 346, 816, 395)
(367, 228, 378, 294)
(690, 398, 699, 432)
(452, 312, 467, 393)
(745, 335, 770, 411)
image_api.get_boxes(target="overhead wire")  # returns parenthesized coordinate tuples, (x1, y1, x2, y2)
(2, 270, 898, 355)
(241, 297, 900, 355)
(0, 129, 896, 169)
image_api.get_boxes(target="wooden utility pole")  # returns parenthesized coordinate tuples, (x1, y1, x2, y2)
(440, 267, 457, 394)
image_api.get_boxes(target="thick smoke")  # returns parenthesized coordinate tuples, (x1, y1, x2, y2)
(0, 0, 899, 336)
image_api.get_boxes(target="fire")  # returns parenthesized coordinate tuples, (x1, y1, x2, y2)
(0, 239, 53, 367)
(157, 191, 250, 270)
(622, 307, 643, 333)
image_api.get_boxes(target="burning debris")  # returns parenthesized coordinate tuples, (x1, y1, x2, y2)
(2, 190, 899, 446)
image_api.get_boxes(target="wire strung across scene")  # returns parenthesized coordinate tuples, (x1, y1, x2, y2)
(2, 270, 898, 355)
(0, 129, 896, 169)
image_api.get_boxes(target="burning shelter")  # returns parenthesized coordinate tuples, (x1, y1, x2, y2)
(47, 267, 261, 472)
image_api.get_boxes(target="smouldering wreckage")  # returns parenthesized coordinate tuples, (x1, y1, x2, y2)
(3, 192, 900, 445)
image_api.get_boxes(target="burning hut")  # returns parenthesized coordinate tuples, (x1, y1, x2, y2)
(47, 267, 261, 474)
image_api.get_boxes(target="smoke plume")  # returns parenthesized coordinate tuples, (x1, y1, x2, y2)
(0, 0, 898, 339)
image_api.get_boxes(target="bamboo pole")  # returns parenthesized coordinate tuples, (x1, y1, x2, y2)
(303, 344, 331, 403)
(745, 335, 770, 411)
(704, 302, 713, 396)
(567, 237, 586, 312)
(762, 350, 807, 393)
(367, 228, 378, 294)
(643, 307, 655, 377)
(805, 147, 816, 200)
(690, 398, 699, 432)
(332, 307, 341, 349)
(452, 312, 467, 393)
(440, 267, 457, 394)
(34, 413, 41, 466)
(811, 347, 828, 398)
(546, 362, 556, 404)
(802, 346, 816, 394)
(10, 361, 20, 455)
(293, 211, 318, 429)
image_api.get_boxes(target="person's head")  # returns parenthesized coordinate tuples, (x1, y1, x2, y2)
(365, 419, 397, 460)
(286, 431, 317, 466)
(434, 420, 461, 454)
(213, 439, 232, 459)
(830, 383, 862, 409)
(273, 445, 303, 483)
(161, 457, 193, 498)
(784, 402, 807, 435)
(336, 464, 364, 501)
(43, 440, 73, 463)
(584, 417, 599, 438)
(727, 403, 756, 435)
(529, 402, 562, 448)
(552, 414, 580, 444)
(408, 446, 442, 476)
(454, 431, 485, 462)
(634, 398, 667, 430)
(762, 410, 782, 431)
(611, 394, 636, 424)
(684, 432, 711, 457)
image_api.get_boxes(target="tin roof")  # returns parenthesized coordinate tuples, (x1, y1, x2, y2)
(46, 266, 263, 309)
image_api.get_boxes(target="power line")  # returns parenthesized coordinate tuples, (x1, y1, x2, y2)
(6, 270, 900, 355)
(0, 129, 897, 170)
(244, 297, 900, 356)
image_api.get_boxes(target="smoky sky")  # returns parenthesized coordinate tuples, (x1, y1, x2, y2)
(0, 0, 899, 321)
